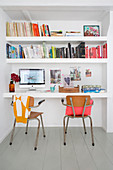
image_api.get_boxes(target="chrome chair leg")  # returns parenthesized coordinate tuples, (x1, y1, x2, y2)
(25, 119, 29, 134)
(88, 116, 94, 146)
(65, 117, 69, 134)
(9, 118, 16, 145)
(34, 118, 40, 150)
(40, 114, 46, 137)
(82, 117, 87, 134)
(63, 116, 67, 145)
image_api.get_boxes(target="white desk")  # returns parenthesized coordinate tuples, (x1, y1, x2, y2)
(3, 92, 108, 99)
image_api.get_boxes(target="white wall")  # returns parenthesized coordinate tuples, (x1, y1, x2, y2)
(106, 11, 113, 132)
(0, 8, 13, 143)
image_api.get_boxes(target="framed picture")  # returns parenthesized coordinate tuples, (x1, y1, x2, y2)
(62, 74, 73, 87)
(70, 67, 81, 81)
(83, 25, 100, 36)
(50, 69, 61, 84)
(85, 69, 92, 77)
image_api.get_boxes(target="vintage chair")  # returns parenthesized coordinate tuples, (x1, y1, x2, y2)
(9, 96, 46, 150)
(61, 95, 94, 146)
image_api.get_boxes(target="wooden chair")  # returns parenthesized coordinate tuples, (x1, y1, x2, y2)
(61, 95, 94, 146)
(9, 96, 46, 150)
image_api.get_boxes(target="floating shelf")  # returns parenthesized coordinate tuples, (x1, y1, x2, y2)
(6, 58, 108, 64)
(6, 36, 107, 43)
(3, 92, 108, 99)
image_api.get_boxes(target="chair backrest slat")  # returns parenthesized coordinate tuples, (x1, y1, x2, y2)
(29, 97, 34, 107)
(66, 95, 90, 107)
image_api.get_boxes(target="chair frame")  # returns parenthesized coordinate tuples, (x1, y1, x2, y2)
(9, 96, 46, 150)
(61, 96, 94, 146)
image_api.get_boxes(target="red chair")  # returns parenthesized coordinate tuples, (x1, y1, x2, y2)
(61, 95, 94, 146)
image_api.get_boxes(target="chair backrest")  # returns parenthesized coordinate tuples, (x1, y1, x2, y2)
(12, 95, 34, 107)
(66, 95, 91, 107)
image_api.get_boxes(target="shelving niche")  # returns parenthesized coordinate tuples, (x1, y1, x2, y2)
(2, 6, 112, 131)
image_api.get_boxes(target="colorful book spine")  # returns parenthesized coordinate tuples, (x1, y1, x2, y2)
(89, 47, 96, 58)
(103, 43, 107, 58)
(52, 46, 55, 58)
(19, 45, 22, 58)
(85, 46, 89, 58)
(96, 45, 101, 58)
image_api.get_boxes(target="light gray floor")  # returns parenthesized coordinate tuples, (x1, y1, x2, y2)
(0, 127, 113, 170)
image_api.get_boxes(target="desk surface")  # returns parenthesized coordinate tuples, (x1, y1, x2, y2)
(3, 92, 108, 99)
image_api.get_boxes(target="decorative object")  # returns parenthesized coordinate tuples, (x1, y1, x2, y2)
(59, 85, 79, 93)
(50, 85, 56, 92)
(50, 69, 61, 84)
(83, 25, 100, 36)
(85, 69, 92, 77)
(70, 67, 81, 81)
(62, 74, 73, 87)
(9, 73, 20, 92)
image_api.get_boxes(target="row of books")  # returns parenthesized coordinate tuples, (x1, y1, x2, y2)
(85, 43, 107, 58)
(6, 22, 82, 37)
(6, 22, 51, 37)
(6, 42, 107, 59)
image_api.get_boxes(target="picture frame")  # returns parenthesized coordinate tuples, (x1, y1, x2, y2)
(50, 69, 61, 84)
(83, 25, 100, 36)
(62, 74, 73, 87)
(70, 67, 81, 81)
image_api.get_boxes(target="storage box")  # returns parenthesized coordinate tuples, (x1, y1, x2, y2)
(59, 85, 79, 93)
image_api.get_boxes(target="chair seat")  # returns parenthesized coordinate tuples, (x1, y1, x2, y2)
(28, 111, 43, 119)
(68, 115, 88, 118)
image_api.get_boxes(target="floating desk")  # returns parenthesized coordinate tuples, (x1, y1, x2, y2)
(3, 92, 108, 99)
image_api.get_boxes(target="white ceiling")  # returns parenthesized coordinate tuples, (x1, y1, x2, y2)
(2, 6, 109, 21)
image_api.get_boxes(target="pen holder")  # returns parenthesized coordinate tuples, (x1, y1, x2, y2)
(50, 85, 56, 92)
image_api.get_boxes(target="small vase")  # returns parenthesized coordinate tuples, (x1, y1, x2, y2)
(9, 81, 15, 92)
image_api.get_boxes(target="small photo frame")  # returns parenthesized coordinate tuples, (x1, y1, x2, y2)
(50, 69, 61, 84)
(62, 75, 73, 87)
(70, 67, 81, 81)
(85, 69, 92, 77)
(83, 25, 100, 36)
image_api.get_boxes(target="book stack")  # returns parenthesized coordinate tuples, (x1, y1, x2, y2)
(51, 31, 63, 37)
(6, 22, 51, 37)
(75, 42, 85, 58)
(6, 43, 25, 58)
(65, 31, 82, 36)
(81, 85, 105, 93)
(40, 24, 51, 36)
(85, 43, 107, 58)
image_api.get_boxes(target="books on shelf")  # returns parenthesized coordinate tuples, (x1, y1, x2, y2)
(51, 31, 63, 37)
(65, 31, 82, 36)
(81, 85, 105, 93)
(85, 43, 107, 58)
(6, 22, 51, 37)
(6, 42, 107, 59)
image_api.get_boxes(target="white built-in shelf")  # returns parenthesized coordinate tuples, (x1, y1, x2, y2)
(3, 92, 108, 99)
(6, 58, 108, 64)
(6, 36, 107, 43)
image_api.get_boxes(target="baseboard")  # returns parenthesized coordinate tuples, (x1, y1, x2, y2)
(0, 127, 12, 143)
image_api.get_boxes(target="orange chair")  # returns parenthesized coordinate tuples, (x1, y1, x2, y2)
(61, 95, 94, 146)
(9, 96, 46, 150)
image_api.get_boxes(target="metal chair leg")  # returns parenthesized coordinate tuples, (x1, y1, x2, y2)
(88, 116, 94, 146)
(34, 118, 40, 150)
(25, 119, 29, 134)
(65, 117, 69, 134)
(40, 114, 46, 137)
(9, 118, 16, 145)
(82, 117, 87, 134)
(63, 116, 67, 145)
